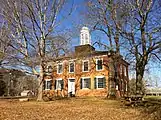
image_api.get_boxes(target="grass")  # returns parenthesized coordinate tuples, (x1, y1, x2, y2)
(0, 97, 157, 120)
(144, 96, 161, 100)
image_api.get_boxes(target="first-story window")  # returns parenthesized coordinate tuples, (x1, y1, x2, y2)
(44, 80, 52, 90)
(69, 62, 75, 73)
(94, 76, 106, 89)
(120, 64, 122, 75)
(55, 79, 64, 90)
(125, 82, 128, 91)
(80, 77, 91, 89)
(124, 66, 127, 77)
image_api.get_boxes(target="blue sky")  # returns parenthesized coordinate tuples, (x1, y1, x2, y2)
(59, 0, 161, 87)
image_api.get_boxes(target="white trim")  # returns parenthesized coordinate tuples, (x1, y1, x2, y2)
(95, 76, 104, 78)
(69, 62, 75, 73)
(57, 63, 63, 74)
(45, 79, 52, 81)
(96, 58, 103, 71)
(56, 78, 63, 81)
(82, 60, 90, 72)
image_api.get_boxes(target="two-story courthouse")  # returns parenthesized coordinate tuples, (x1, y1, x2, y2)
(43, 27, 129, 98)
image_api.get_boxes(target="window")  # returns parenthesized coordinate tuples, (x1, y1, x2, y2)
(44, 80, 52, 90)
(120, 64, 122, 75)
(125, 82, 128, 91)
(82, 34, 84, 40)
(124, 66, 127, 76)
(82, 60, 89, 72)
(96, 59, 103, 71)
(55, 79, 64, 90)
(80, 77, 91, 89)
(57, 63, 63, 74)
(69, 62, 75, 73)
(94, 76, 106, 89)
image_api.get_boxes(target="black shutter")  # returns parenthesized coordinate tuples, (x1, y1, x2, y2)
(43, 81, 45, 90)
(50, 80, 52, 90)
(61, 80, 64, 90)
(94, 77, 96, 89)
(88, 78, 91, 89)
(80, 78, 82, 89)
(103, 77, 106, 88)
(54, 80, 56, 90)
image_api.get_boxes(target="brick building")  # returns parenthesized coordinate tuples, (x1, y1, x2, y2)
(43, 27, 129, 98)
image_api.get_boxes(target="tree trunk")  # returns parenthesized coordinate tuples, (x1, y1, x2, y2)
(135, 64, 145, 95)
(37, 64, 44, 101)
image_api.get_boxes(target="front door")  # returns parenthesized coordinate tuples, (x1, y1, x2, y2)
(68, 79, 75, 95)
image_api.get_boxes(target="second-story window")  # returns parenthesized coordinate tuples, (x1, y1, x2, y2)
(124, 66, 127, 76)
(83, 60, 89, 72)
(69, 62, 74, 73)
(96, 59, 103, 71)
(57, 63, 63, 74)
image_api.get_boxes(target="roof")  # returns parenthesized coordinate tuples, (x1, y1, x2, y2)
(46, 45, 129, 65)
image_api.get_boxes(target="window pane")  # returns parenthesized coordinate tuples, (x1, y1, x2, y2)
(98, 78, 103, 88)
(56, 80, 62, 90)
(70, 63, 74, 72)
(58, 64, 62, 73)
(83, 78, 89, 88)
(97, 60, 102, 70)
(46, 81, 51, 89)
(84, 61, 88, 71)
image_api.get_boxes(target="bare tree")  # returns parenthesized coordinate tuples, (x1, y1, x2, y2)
(86, 0, 128, 53)
(120, 0, 161, 94)
(86, 0, 161, 95)
(0, 0, 73, 100)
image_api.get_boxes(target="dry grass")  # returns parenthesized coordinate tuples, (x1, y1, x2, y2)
(0, 97, 155, 120)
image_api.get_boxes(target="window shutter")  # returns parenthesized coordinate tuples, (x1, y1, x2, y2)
(80, 78, 82, 89)
(103, 77, 106, 88)
(61, 80, 64, 90)
(50, 81, 52, 90)
(88, 78, 91, 89)
(94, 77, 96, 89)
(43, 81, 45, 90)
(54, 80, 56, 90)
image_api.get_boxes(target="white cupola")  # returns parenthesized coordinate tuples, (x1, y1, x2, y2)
(80, 26, 91, 45)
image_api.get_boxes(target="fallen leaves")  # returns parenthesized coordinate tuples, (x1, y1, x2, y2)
(0, 98, 155, 120)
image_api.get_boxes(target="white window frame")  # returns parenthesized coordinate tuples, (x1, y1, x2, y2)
(96, 58, 103, 71)
(82, 60, 89, 72)
(45, 79, 52, 90)
(81, 77, 90, 89)
(55, 79, 63, 90)
(69, 62, 75, 73)
(57, 63, 63, 74)
(124, 66, 127, 77)
(125, 82, 128, 92)
(120, 64, 122, 75)
(95, 76, 105, 89)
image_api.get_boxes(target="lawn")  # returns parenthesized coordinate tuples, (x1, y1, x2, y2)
(144, 96, 161, 100)
(0, 97, 156, 120)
